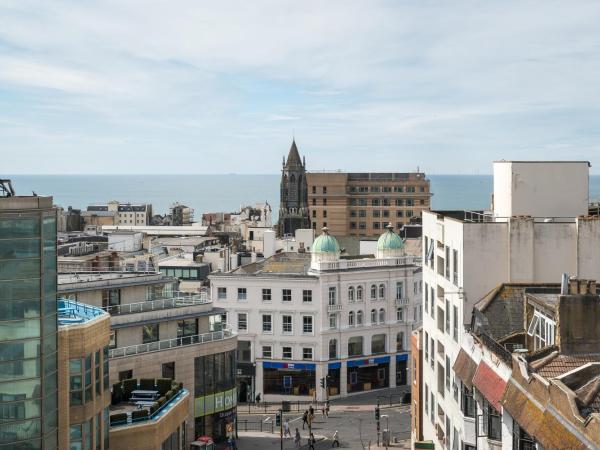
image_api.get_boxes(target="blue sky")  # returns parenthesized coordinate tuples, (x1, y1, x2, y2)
(1, 0, 600, 174)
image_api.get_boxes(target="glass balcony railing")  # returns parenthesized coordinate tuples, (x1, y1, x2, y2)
(103, 291, 210, 315)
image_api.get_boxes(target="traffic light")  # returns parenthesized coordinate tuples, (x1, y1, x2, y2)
(320, 377, 325, 388)
(275, 411, 282, 427)
(375, 405, 380, 421)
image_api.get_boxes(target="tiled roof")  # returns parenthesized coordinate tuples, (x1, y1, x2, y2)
(532, 353, 600, 378)
(453, 348, 477, 389)
(472, 362, 507, 411)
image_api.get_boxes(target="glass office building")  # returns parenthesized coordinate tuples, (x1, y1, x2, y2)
(0, 194, 58, 450)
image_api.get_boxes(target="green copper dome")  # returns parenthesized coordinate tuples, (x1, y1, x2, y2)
(377, 224, 404, 251)
(312, 228, 340, 253)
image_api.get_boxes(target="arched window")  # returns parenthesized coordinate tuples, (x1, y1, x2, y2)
(370, 284, 377, 299)
(372, 334, 386, 354)
(370, 309, 377, 324)
(357, 310, 363, 326)
(396, 307, 404, 322)
(356, 285, 363, 301)
(348, 336, 364, 357)
(379, 283, 385, 299)
(348, 311, 355, 327)
(348, 286, 355, 302)
(396, 332, 405, 351)
(379, 308, 385, 324)
(329, 339, 338, 359)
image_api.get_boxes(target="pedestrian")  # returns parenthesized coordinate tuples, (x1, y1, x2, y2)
(302, 410, 308, 430)
(309, 405, 314, 417)
(321, 405, 326, 417)
(284, 419, 292, 438)
(294, 428, 301, 448)
(326, 400, 330, 418)
(308, 432, 316, 450)
(332, 430, 340, 447)
(227, 436, 234, 450)
(255, 393, 261, 404)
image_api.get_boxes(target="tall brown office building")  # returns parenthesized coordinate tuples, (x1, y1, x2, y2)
(306, 172, 431, 236)
(277, 140, 310, 237)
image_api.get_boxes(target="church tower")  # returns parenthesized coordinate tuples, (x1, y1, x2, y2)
(277, 139, 310, 237)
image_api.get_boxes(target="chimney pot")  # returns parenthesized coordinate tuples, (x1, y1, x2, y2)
(590, 280, 597, 295)
(580, 279, 589, 295)
(569, 278, 578, 295)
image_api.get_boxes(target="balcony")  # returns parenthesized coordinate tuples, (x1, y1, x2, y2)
(395, 297, 409, 305)
(102, 291, 210, 315)
(327, 304, 343, 312)
(313, 255, 421, 271)
(109, 326, 235, 358)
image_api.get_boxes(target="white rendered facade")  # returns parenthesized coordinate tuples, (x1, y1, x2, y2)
(210, 254, 422, 401)
(420, 161, 600, 449)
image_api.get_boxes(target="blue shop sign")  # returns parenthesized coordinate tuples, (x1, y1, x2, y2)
(328, 362, 341, 370)
(347, 356, 390, 368)
(263, 361, 316, 371)
(396, 353, 409, 362)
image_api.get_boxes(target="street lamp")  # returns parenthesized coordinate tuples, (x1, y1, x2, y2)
(380, 415, 389, 450)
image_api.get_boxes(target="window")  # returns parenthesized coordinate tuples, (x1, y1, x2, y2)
(282, 346, 292, 359)
(483, 398, 502, 441)
(397, 332, 404, 351)
(312, 198, 316, 206)
(177, 318, 197, 338)
(424, 283, 429, 314)
(357, 310, 363, 325)
(282, 289, 292, 302)
(262, 314, 272, 332)
(370, 284, 377, 299)
(425, 384, 429, 416)
(453, 249, 459, 284)
(70, 358, 83, 406)
(329, 339, 337, 359)
(109, 330, 116, 349)
(350, 222, 357, 229)
(142, 324, 159, 343)
(322, 186, 327, 194)
(84, 355, 92, 403)
(237, 287, 247, 300)
(302, 348, 313, 360)
(162, 362, 175, 379)
(217, 287, 227, 300)
(396, 307, 404, 322)
(312, 186, 316, 194)
(356, 285, 363, 301)
(238, 313, 247, 331)
(382, 210, 389, 217)
(396, 282, 403, 299)
(445, 246, 450, 279)
(119, 369, 133, 381)
(359, 210, 366, 218)
(373, 210, 381, 217)
(379, 308, 385, 324)
(282, 315, 293, 334)
(302, 316, 313, 333)
(302, 290, 312, 302)
(312, 209, 317, 218)
(262, 288, 272, 301)
(370, 309, 377, 324)
(262, 345, 272, 359)
(348, 286, 355, 301)
(95, 350, 101, 396)
(328, 287, 337, 305)
(323, 210, 327, 218)
(445, 299, 451, 334)
(348, 336, 363, 357)
(371, 334, 386, 354)
(372, 199, 380, 206)
(373, 221, 381, 229)
(446, 356, 451, 391)
(379, 283, 385, 299)
(462, 386, 476, 418)
(424, 332, 429, 364)
(453, 305, 458, 341)
(348, 311, 355, 327)
(359, 222, 366, 230)
(395, 199, 404, 206)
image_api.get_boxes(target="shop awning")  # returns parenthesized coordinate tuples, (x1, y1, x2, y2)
(453, 349, 478, 389)
(263, 361, 316, 370)
(347, 356, 390, 368)
(501, 380, 590, 450)
(472, 361, 506, 411)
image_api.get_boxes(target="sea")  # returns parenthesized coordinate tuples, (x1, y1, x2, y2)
(6, 174, 600, 217)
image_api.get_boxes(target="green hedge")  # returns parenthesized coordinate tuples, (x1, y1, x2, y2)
(131, 409, 149, 421)
(156, 378, 172, 396)
(139, 378, 155, 391)
(122, 378, 137, 400)
(110, 413, 128, 425)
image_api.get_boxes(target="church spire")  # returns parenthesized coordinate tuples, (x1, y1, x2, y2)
(285, 139, 303, 167)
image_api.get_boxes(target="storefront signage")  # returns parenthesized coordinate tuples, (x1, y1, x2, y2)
(263, 361, 316, 370)
(194, 388, 237, 418)
(328, 362, 341, 370)
(347, 356, 390, 368)
(396, 353, 408, 362)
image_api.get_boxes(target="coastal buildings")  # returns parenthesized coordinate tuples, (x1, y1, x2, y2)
(0, 191, 59, 450)
(277, 140, 311, 237)
(57, 270, 237, 445)
(87, 201, 153, 226)
(306, 171, 431, 237)
(210, 226, 422, 402)
(418, 161, 600, 449)
(454, 278, 600, 449)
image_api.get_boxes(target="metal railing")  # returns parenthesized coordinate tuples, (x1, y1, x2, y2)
(109, 327, 235, 359)
(240, 400, 326, 414)
(237, 419, 275, 433)
(58, 299, 108, 324)
(477, 331, 513, 367)
(103, 292, 210, 315)
(395, 298, 409, 305)
(110, 388, 188, 428)
(315, 256, 421, 271)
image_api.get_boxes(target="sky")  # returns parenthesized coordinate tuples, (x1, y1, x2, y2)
(1, 0, 600, 174)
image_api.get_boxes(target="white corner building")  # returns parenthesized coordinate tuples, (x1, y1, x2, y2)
(419, 161, 600, 449)
(210, 226, 423, 402)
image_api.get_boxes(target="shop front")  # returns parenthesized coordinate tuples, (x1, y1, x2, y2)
(327, 362, 341, 397)
(346, 356, 390, 393)
(237, 362, 255, 403)
(396, 353, 408, 386)
(263, 361, 316, 396)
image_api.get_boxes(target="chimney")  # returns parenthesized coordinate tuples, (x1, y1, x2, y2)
(590, 280, 597, 295)
(561, 273, 569, 295)
(579, 279, 589, 295)
(569, 278, 578, 294)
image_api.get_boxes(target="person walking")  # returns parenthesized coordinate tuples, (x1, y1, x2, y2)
(302, 410, 308, 430)
(283, 419, 292, 438)
(325, 400, 330, 418)
(308, 433, 316, 450)
(332, 430, 340, 447)
(294, 428, 301, 448)
(255, 393, 261, 404)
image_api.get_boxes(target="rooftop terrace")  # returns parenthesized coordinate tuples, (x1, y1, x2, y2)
(58, 298, 108, 325)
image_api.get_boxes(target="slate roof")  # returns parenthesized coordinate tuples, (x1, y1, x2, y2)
(285, 139, 303, 167)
